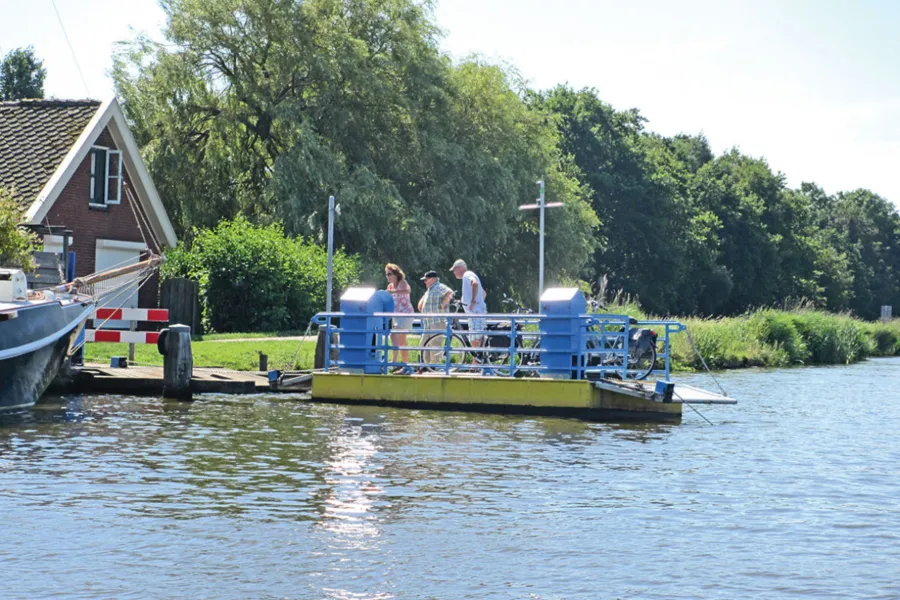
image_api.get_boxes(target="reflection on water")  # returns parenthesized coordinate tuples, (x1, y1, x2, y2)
(2, 358, 900, 599)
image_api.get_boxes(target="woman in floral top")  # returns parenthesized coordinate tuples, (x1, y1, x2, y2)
(385, 263, 414, 371)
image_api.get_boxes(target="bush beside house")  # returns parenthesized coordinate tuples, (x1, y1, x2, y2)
(162, 217, 360, 332)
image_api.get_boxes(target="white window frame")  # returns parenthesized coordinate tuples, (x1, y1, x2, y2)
(107, 149, 122, 205)
(88, 146, 123, 207)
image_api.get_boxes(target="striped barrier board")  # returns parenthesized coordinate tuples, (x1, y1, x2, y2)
(92, 308, 169, 322)
(85, 330, 160, 344)
(86, 307, 169, 345)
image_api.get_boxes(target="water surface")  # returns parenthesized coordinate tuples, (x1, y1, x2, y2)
(2, 358, 900, 599)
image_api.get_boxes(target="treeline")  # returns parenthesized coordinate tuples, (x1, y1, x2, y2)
(115, 0, 900, 320)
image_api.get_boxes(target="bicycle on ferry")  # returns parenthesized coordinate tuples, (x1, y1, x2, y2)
(420, 294, 536, 375)
(584, 298, 658, 380)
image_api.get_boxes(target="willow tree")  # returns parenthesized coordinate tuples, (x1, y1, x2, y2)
(114, 0, 598, 304)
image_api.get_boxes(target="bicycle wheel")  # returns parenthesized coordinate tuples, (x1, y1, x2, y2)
(421, 333, 473, 372)
(628, 345, 657, 380)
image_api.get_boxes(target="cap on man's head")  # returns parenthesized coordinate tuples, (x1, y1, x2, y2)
(450, 259, 467, 271)
(421, 270, 439, 280)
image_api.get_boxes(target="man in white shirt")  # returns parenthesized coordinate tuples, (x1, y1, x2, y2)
(450, 259, 487, 347)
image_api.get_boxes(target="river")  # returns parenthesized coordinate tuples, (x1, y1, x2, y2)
(2, 357, 899, 599)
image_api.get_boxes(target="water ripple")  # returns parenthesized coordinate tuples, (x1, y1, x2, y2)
(1, 358, 899, 598)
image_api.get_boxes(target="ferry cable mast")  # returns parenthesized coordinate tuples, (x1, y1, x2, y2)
(519, 177, 563, 306)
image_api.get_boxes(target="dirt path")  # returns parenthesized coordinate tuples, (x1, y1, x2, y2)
(212, 336, 316, 343)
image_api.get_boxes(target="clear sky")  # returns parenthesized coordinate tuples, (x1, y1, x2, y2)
(2, 0, 898, 206)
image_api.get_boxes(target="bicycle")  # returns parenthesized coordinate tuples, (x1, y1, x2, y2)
(420, 295, 532, 375)
(584, 298, 658, 380)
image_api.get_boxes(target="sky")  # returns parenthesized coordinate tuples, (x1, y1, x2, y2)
(1, 0, 898, 207)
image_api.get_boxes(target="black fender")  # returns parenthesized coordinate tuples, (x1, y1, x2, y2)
(157, 328, 169, 356)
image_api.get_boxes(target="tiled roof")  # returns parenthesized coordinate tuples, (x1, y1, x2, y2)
(0, 99, 100, 210)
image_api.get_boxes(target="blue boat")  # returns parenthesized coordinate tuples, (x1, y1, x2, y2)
(0, 255, 162, 411)
(0, 269, 94, 411)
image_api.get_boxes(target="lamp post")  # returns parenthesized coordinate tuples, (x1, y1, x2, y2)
(519, 177, 563, 305)
(326, 195, 336, 312)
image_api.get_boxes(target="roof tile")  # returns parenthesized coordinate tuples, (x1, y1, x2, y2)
(0, 99, 100, 210)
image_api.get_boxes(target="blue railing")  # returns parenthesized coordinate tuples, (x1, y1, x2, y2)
(312, 311, 683, 380)
(576, 315, 684, 381)
(313, 312, 544, 376)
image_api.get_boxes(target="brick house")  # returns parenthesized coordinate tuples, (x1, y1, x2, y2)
(0, 98, 177, 314)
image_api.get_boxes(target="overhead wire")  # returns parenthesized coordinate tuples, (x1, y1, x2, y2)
(50, 0, 91, 97)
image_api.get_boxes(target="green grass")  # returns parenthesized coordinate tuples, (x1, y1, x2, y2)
(658, 308, 899, 371)
(85, 340, 317, 371)
(193, 330, 309, 341)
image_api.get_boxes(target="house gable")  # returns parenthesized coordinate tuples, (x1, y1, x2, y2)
(43, 125, 158, 276)
(23, 98, 177, 248)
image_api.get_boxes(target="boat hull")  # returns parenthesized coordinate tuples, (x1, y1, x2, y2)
(0, 300, 93, 411)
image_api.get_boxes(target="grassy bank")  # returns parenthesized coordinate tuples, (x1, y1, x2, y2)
(607, 297, 900, 370)
(85, 339, 317, 371)
(84, 307, 900, 373)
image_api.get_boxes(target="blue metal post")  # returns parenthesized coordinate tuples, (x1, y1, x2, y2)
(338, 288, 393, 374)
(66, 251, 76, 282)
(444, 317, 453, 375)
(324, 318, 332, 373)
(540, 288, 587, 379)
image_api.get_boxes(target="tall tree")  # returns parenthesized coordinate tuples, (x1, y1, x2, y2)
(815, 188, 900, 319)
(0, 46, 46, 100)
(534, 87, 721, 314)
(114, 0, 598, 304)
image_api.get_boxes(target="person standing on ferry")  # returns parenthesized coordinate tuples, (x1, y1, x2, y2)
(450, 259, 487, 348)
(385, 263, 414, 370)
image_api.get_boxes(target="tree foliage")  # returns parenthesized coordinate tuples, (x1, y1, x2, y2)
(161, 217, 359, 332)
(114, 0, 598, 306)
(0, 188, 35, 271)
(114, 1, 898, 320)
(536, 87, 900, 319)
(0, 46, 46, 100)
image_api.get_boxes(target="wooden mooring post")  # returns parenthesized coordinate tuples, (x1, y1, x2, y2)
(160, 324, 193, 400)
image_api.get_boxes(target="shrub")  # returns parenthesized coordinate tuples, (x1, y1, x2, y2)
(748, 309, 809, 364)
(0, 187, 35, 271)
(161, 217, 360, 332)
(788, 311, 873, 364)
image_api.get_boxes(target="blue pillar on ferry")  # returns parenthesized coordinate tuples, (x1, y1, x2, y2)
(339, 287, 394, 374)
(539, 288, 587, 379)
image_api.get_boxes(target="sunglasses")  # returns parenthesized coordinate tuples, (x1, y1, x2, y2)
(385, 272, 395, 276)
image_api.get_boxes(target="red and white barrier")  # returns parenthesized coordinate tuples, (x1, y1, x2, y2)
(85, 330, 160, 344)
(87, 307, 169, 344)
(92, 308, 169, 322)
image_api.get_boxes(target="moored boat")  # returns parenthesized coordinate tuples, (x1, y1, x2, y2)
(0, 269, 94, 411)
(0, 254, 162, 411)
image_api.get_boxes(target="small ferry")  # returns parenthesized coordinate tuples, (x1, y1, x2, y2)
(276, 287, 735, 422)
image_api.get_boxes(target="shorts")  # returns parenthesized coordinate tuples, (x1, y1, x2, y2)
(392, 316, 414, 331)
(467, 316, 486, 342)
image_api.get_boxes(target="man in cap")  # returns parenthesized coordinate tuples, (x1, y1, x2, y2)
(418, 270, 454, 332)
(450, 259, 487, 347)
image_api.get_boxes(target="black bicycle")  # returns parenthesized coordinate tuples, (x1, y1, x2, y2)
(584, 298, 657, 380)
(421, 295, 534, 375)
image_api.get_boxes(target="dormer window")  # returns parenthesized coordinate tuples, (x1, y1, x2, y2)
(89, 146, 122, 207)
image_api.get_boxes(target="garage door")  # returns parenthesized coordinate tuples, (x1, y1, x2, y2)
(95, 239, 147, 329)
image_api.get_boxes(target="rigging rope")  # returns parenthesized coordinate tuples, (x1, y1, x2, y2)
(68, 269, 156, 357)
(124, 183, 162, 253)
(685, 327, 730, 399)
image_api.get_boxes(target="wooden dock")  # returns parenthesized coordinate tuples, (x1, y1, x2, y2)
(58, 364, 283, 395)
